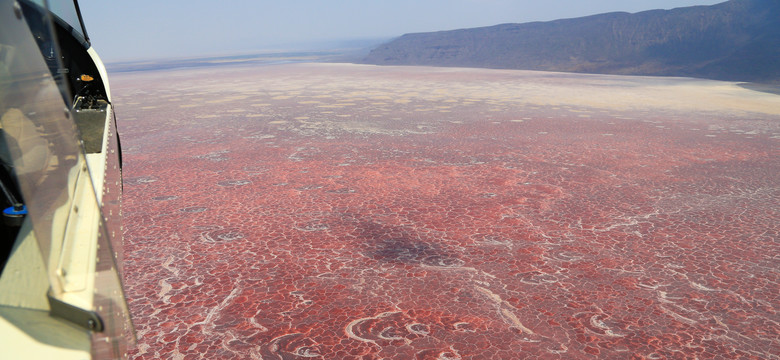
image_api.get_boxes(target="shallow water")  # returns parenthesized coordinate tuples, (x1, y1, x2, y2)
(113, 63, 780, 359)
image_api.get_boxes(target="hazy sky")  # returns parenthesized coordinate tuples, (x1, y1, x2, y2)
(78, 0, 726, 62)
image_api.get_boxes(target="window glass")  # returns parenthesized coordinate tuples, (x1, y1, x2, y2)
(1, 2, 133, 356)
(28, 0, 86, 39)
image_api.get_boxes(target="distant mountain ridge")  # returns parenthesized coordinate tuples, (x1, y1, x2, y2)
(363, 0, 780, 83)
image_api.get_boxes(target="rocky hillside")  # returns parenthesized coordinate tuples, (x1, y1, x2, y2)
(363, 0, 780, 83)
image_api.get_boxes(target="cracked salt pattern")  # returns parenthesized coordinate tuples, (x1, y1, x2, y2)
(114, 64, 780, 359)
